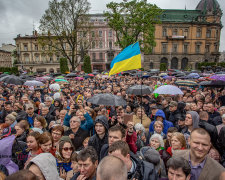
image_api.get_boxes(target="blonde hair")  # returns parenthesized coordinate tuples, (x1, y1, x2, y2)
(5, 112, 17, 122)
(171, 132, 186, 149)
(153, 120, 164, 129)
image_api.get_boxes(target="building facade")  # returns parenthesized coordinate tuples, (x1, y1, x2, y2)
(0, 44, 16, 67)
(14, 0, 222, 73)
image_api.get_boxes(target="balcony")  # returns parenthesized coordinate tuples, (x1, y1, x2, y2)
(92, 59, 105, 63)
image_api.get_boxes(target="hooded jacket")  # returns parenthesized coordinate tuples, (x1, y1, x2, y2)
(181, 111, 199, 135)
(88, 115, 108, 159)
(27, 153, 62, 180)
(149, 110, 174, 134)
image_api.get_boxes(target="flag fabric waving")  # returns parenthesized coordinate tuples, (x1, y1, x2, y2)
(109, 42, 141, 76)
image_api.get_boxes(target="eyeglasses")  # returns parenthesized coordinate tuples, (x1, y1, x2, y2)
(63, 147, 73, 151)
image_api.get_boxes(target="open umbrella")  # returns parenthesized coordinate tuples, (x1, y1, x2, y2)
(24, 80, 44, 87)
(126, 85, 153, 95)
(87, 93, 126, 106)
(49, 83, 61, 91)
(175, 80, 198, 87)
(54, 79, 69, 83)
(66, 73, 77, 78)
(210, 75, 225, 81)
(153, 85, 183, 95)
(186, 73, 200, 79)
(75, 77, 84, 81)
(0, 74, 9, 78)
(88, 74, 94, 77)
(200, 80, 225, 88)
(55, 76, 65, 79)
(0, 75, 24, 85)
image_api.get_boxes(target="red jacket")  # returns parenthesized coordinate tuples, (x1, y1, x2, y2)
(126, 131, 137, 154)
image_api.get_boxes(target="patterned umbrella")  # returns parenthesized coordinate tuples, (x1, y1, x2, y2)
(24, 80, 44, 87)
(175, 80, 198, 87)
(210, 75, 225, 81)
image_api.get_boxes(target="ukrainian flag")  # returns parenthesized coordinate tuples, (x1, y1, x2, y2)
(109, 42, 141, 76)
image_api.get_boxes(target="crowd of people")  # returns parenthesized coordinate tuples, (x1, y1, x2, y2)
(0, 73, 225, 180)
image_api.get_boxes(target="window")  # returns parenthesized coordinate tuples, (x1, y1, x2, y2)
(173, 29, 178, 36)
(56, 55, 60, 61)
(172, 44, 178, 53)
(184, 44, 188, 53)
(91, 31, 95, 38)
(215, 30, 219, 38)
(107, 52, 114, 61)
(205, 44, 210, 53)
(99, 30, 103, 37)
(35, 54, 39, 61)
(34, 45, 38, 51)
(162, 28, 167, 37)
(92, 53, 96, 60)
(42, 46, 45, 51)
(162, 43, 167, 53)
(184, 29, 188, 37)
(49, 56, 53, 62)
(92, 41, 95, 49)
(195, 44, 201, 53)
(109, 41, 112, 49)
(109, 29, 112, 37)
(99, 41, 103, 48)
(24, 54, 29, 62)
(214, 43, 218, 52)
(206, 29, 211, 38)
(196, 28, 201, 38)
(24, 44, 28, 51)
(99, 52, 103, 60)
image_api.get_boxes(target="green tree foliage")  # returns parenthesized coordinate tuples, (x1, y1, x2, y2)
(60, 58, 69, 74)
(104, 0, 162, 53)
(0, 67, 18, 75)
(83, 55, 92, 73)
(160, 63, 167, 71)
(39, 0, 91, 70)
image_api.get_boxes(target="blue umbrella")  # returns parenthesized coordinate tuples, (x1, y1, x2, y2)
(153, 85, 183, 95)
(186, 73, 200, 79)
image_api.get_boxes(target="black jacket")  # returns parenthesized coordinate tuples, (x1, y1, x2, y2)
(42, 113, 55, 125)
(99, 144, 109, 161)
(0, 109, 12, 123)
(168, 110, 182, 125)
(211, 115, 223, 126)
(16, 110, 27, 122)
(208, 111, 220, 126)
(128, 153, 157, 180)
(64, 128, 89, 151)
(163, 106, 170, 120)
(88, 133, 108, 160)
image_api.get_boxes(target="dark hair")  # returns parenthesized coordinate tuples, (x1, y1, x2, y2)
(58, 140, 74, 159)
(71, 152, 78, 162)
(167, 127, 178, 134)
(38, 132, 53, 145)
(108, 140, 130, 157)
(167, 157, 191, 177)
(109, 125, 126, 138)
(35, 116, 47, 128)
(77, 146, 98, 164)
(5, 169, 38, 180)
(5, 101, 12, 105)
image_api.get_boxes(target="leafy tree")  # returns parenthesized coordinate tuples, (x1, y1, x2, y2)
(160, 63, 167, 71)
(104, 0, 162, 53)
(39, 0, 92, 70)
(83, 55, 92, 73)
(60, 58, 69, 73)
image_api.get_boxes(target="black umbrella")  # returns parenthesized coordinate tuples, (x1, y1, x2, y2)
(87, 93, 126, 106)
(0, 75, 24, 85)
(126, 85, 153, 95)
(65, 73, 77, 78)
(200, 80, 225, 88)
(0, 74, 9, 78)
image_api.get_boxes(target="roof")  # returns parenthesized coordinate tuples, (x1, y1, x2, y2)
(196, 0, 222, 15)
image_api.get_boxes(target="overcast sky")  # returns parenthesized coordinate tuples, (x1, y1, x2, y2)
(0, 0, 224, 51)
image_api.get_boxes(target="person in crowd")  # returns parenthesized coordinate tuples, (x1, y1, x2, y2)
(88, 115, 108, 158)
(44, 96, 56, 116)
(33, 115, 48, 132)
(0, 101, 13, 123)
(36, 132, 55, 156)
(126, 121, 138, 154)
(68, 152, 79, 178)
(162, 99, 170, 120)
(134, 123, 147, 150)
(174, 128, 225, 180)
(100, 124, 126, 160)
(109, 140, 157, 180)
(167, 157, 191, 180)
(51, 125, 64, 150)
(5, 169, 38, 180)
(5, 112, 17, 129)
(25, 104, 37, 128)
(149, 120, 166, 139)
(97, 155, 127, 180)
(133, 107, 151, 131)
(56, 136, 74, 180)
(27, 153, 61, 180)
(55, 109, 67, 127)
(164, 127, 178, 150)
(14, 121, 29, 142)
(168, 101, 182, 125)
(40, 105, 55, 126)
(166, 132, 186, 157)
(207, 103, 221, 126)
(217, 113, 225, 134)
(71, 146, 98, 180)
(64, 116, 89, 151)
(13, 102, 27, 122)
(149, 109, 174, 135)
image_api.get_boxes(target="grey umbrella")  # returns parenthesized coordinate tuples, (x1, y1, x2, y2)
(0, 75, 24, 85)
(87, 93, 126, 106)
(126, 85, 153, 95)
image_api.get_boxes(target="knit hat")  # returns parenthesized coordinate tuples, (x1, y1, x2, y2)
(139, 146, 160, 165)
(95, 115, 109, 130)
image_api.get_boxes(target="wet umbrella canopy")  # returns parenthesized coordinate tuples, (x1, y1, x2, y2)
(0, 75, 24, 85)
(126, 85, 153, 95)
(153, 85, 183, 95)
(87, 93, 126, 106)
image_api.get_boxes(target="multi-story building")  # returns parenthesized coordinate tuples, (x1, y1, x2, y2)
(0, 44, 16, 67)
(14, 0, 222, 73)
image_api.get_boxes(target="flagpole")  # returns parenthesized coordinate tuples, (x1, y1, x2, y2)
(141, 69, 143, 124)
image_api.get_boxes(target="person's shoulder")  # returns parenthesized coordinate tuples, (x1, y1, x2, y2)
(206, 156, 225, 171)
(173, 149, 189, 160)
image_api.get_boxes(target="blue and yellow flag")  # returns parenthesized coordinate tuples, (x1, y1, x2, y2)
(109, 42, 141, 76)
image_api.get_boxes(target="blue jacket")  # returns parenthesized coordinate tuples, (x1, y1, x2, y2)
(63, 112, 94, 132)
(149, 109, 174, 134)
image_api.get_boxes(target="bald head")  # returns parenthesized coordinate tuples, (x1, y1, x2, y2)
(97, 155, 127, 180)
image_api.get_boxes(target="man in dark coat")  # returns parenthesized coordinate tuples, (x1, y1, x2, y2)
(168, 101, 182, 125)
(207, 103, 221, 126)
(88, 115, 108, 159)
